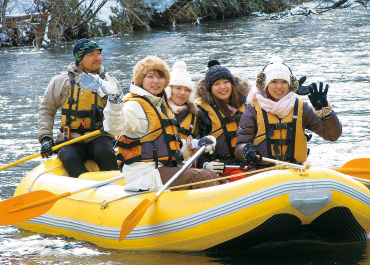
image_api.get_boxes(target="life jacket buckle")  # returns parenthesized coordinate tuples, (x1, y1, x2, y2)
(63, 126, 71, 140)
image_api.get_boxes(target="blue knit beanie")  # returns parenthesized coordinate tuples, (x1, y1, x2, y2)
(204, 60, 235, 91)
(73, 39, 102, 66)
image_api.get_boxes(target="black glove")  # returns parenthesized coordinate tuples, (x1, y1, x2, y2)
(308, 82, 329, 110)
(40, 136, 55, 158)
(242, 144, 262, 165)
(295, 76, 310, 96)
(198, 136, 214, 147)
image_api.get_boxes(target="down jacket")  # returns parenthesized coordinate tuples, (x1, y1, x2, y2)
(103, 84, 175, 191)
(196, 76, 251, 167)
(234, 98, 342, 162)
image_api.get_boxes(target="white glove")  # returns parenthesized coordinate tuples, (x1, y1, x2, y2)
(203, 161, 225, 175)
(79, 72, 118, 97)
(191, 135, 216, 154)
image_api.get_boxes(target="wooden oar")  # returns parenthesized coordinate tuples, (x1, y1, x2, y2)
(0, 130, 101, 172)
(0, 173, 124, 226)
(119, 145, 207, 241)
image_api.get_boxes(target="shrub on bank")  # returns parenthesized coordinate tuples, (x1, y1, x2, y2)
(1, 0, 367, 48)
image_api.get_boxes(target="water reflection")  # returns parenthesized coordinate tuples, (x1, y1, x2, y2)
(0, 4, 370, 264)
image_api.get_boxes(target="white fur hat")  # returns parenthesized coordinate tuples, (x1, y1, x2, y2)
(166, 61, 195, 103)
(256, 56, 299, 92)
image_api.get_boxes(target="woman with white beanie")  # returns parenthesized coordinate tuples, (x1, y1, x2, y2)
(165, 61, 199, 159)
(235, 56, 342, 168)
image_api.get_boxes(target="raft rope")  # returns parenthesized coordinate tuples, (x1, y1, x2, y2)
(27, 161, 310, 208)
(100, 161, 310, 208)
(27, 165, 63, 192)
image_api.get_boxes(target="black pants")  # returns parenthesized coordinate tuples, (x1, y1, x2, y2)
(58, 135, 118, 178)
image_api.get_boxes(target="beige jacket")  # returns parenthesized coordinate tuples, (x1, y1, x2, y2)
(38, 63, 121, 144)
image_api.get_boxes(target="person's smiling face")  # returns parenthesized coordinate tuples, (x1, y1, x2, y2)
(142, 71, 166, 95)
(211, 79, 232, 104)
(170, 86, 191, 106)
(267, 79, 290, 101)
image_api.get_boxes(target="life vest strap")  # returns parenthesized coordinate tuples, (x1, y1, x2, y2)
(270, 139, 291, 146)
(161, 119, 179, 127)
(61, 108, 91, 118)
(178, 126, 192, 136)
(212, 105, 235, 156)
(115, 139, 141, 149)
(164, 134, 181, 144)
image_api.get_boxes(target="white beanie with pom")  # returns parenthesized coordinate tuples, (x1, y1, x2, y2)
(167, 61, 195, 103)
(263, 56, 291, 90)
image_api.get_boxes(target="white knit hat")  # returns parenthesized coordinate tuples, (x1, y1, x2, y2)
(166, 61, 195, 103)
(263, 56, 291, 90)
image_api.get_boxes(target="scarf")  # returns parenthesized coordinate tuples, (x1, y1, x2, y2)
(168, 100, 187, 114)
(247, 89, 296, 119)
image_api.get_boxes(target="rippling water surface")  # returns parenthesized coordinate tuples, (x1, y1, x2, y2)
(0, 5, 369, 264)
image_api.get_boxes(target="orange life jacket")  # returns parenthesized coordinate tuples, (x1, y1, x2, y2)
(61, 72, 105, 134)
(177, 112, 197, 140)
(196, 101, 245, 158)
(116, 93, 183, 167)
(253, 97, 307, 163)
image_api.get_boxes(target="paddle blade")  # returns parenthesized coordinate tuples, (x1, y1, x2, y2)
(0, 190, 56, 226)
(332, 158, 370, 179)
(119, 195, 158, 241)
(341, 158, 370, 169)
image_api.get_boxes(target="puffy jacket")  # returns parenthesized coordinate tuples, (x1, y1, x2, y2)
(235, 98, 342, 163)
(103, 84, 183, 191)
(196, 76, 251, 167)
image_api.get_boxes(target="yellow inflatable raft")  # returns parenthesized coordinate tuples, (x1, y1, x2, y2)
(10, 157, 370, 251)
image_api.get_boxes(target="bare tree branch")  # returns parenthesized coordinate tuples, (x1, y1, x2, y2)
(73, 0, 107, 30)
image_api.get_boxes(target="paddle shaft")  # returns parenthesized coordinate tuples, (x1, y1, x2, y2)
(226, 159, 370, 184)
(9, 173, 125, 213)
(155, 145, 206, 197)
(0, 130, 101, 172)
(119, 145, 207, 241)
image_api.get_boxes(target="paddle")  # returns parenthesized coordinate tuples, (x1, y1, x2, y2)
(262, 157, 370, 183)
(0, 130, 101, 172)
(331, 158, 370, 180)
(119, 145, 207, 241)
(0, 173, 124, 226)
(226, 158, 370, 183)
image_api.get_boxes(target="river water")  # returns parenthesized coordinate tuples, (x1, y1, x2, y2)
(1, 4, 370, 264)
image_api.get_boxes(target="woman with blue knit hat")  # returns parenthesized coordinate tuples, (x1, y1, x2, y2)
(235, 56, 342, 168)
(195, 60, 251, 180)
(38, 38, 122, 178)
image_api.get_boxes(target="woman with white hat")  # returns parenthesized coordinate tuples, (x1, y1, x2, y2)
(165, 61, 199, 160)
(235, 56, 342, 168)
(103, 55, 220, 192)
